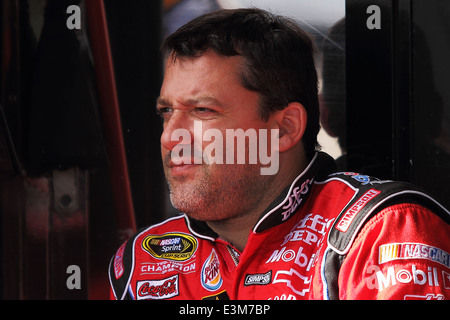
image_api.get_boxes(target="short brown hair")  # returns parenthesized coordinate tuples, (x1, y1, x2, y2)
(162, 8, 320, 158)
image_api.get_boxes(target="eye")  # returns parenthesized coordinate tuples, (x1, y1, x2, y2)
(194, 107, 216, 114)
(156, 107, 172, 117)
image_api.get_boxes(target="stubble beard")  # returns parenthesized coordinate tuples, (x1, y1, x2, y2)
(165, 161, 271, 223)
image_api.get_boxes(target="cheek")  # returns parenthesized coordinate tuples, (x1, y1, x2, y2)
(161, 144, 172, 170)
(160, 143, 168, 158)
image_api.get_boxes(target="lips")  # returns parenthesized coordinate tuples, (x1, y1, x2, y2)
(163, 149, 204, 177)
(168, 163, 201, 177)
(164, 154, 200, 177)
(168, 158, 201, 168)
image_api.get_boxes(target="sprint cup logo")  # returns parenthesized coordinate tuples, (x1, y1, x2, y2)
(142, 233, 197, 261)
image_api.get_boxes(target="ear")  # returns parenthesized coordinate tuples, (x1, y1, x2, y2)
(273, 102, 307, 152)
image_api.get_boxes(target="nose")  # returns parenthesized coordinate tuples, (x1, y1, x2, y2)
(160, 112, 193, 152)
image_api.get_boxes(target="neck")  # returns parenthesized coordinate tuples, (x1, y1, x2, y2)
(206, 211, 260, 252)
(206, 151, 310, 252)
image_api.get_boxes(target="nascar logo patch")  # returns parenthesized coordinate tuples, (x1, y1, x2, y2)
(142, 232, 197, 261)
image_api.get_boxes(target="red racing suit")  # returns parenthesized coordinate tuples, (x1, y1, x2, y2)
(109, 152, 450, 300)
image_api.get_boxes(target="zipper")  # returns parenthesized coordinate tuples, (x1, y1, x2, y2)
(226, 244, 240, 266)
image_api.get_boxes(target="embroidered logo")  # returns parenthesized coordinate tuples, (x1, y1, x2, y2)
(142, 232, 197, 261)
(201, 249, 223, 291)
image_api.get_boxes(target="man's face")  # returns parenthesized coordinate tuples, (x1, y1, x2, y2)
(157, 50, 276, 222)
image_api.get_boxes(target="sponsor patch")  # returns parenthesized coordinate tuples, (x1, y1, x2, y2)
(379, 243, 450, 268)
(136, 275, 179, 300)
(140, 260, 196, 275)
(114, 242, 126, 279)
(335, 189, 381, 232)
(201, 290, 230, 300)
(142, 232, 197, 261)
(244, 270, 272, 286)
(403, 294, 444, 300)
(366, 264, 446, 291)
(443, 270, 450, 289)
(201, 249, 223, 291)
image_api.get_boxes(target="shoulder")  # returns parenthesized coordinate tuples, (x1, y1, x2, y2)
(108, 214, 193, 299)
(339, 202, 450, 299)
(356, 202, 450, 248)
(320, 171, 450, 254)
(316, 171, 450, 299)
(113, 214, 190, 268)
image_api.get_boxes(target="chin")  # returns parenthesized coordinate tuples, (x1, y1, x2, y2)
(170, 195, 233, 222)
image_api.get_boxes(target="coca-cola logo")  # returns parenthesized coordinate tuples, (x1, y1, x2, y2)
(136, 275, 179, 300)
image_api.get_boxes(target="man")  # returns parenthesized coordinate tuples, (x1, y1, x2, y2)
(109, 8, 450, 300)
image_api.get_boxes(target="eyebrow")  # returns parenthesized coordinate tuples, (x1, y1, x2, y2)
(156, 96, 226, 109)
(156, 97, 171, 108)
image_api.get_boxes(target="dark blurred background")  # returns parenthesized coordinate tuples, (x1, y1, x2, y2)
(1, 0, 449, 299)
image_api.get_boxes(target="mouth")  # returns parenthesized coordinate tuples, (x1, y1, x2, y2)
(166, 158, 203, 176)
(167, 157, 195, 167)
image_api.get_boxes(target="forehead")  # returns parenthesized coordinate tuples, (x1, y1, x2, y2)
(165, 50, 243, 75)
(161, 50, 246, 99)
